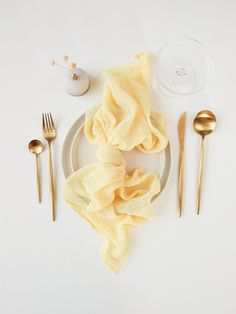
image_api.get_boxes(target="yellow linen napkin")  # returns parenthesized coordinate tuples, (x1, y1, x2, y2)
(63, 53, 168, 272)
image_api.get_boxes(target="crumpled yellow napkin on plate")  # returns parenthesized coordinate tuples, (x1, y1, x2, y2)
(63, 52, 168, 272)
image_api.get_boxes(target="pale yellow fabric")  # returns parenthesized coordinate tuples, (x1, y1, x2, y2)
(63, 53, 168, 272)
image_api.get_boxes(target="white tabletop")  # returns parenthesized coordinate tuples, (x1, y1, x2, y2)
(1, 0, 236, 313)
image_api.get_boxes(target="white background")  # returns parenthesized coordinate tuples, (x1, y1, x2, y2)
(1, 0, 236, 313)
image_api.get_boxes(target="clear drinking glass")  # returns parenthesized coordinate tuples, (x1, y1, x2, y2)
(156, 38, 212, 95)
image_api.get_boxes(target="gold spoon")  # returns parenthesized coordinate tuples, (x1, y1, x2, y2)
(28, 139, 43, 203)
(193, 110, 216, 215)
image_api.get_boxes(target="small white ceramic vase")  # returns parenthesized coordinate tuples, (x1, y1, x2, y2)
(64, 68, 90, 96)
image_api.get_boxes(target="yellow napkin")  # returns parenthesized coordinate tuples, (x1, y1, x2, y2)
(63, 53, 168, 272)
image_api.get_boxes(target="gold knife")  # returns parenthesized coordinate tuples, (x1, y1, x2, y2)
(178, 112, 187, 217)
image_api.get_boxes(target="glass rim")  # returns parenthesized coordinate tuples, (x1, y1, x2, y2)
(155, 37, 213, 95)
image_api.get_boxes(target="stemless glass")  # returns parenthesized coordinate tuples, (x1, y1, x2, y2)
(156, 38, 212, 95)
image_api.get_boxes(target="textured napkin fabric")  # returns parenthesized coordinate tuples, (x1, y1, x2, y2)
(63, 53, 168, 272)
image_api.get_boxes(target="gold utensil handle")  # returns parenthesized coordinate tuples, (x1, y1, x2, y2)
(197, 137, 205, 215)
(178, 155, 184, 217)
(36, 154, 41, 203)
(48, 142, 56, 221)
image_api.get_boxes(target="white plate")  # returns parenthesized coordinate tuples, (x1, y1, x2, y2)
(62, 114, 172, 196)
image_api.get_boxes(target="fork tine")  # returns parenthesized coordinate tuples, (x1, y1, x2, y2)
(48, 113, 54, 132)
(49, 113, 55, 131)
(42, 113, 45, 131)
(42, 112, 56, 136)
(45, 113, 49, 131)
(45, 113, 51, 132)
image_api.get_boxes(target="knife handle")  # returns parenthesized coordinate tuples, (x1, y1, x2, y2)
(178, 154, 184, 217)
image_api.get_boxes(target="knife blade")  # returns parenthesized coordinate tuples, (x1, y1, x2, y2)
(178, 112, 187, 217)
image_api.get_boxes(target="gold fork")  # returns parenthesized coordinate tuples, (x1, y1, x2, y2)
(42, 113, 57, 221)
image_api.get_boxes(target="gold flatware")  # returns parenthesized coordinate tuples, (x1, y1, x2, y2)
(28, 139, 43, 203)
(42, 113, 57, 221)
(193, 110, 216, 215)
(178, 112, 187, 217)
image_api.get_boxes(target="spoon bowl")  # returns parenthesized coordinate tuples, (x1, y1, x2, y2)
(193, 110, 216, 138)
(28, 139, 43, 155)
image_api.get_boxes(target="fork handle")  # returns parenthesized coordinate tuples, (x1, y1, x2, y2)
(48, 141, 56, 221)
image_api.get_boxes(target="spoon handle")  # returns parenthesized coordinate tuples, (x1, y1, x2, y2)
(36, 154, 41, 203)
(197, 137, 205, 214)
